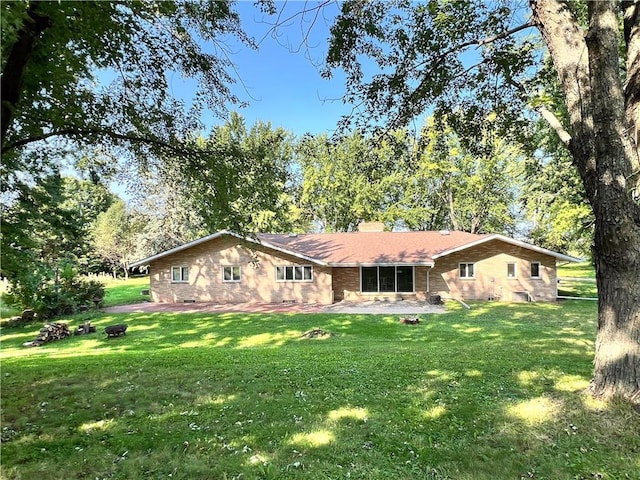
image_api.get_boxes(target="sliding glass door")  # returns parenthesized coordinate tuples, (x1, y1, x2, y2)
(360, 266, 414, 293)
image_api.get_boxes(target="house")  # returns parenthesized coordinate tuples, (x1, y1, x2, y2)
(130, 229, 581, 305)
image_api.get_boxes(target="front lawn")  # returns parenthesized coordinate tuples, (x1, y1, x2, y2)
(1, 302, 638, 479)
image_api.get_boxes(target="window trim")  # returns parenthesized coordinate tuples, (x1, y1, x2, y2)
(459, 262, 475, 279)
(171, 265, 189, 283)
(275, 265, 313, 282)
(222, 265, 242, 283)
(507, 262, 517, 279)
(530, 261, 542, 279)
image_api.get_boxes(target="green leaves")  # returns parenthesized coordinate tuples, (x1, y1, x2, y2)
(294, 121, 520, 234)
(326, 0, 538, 139)
(174, 112, 298, 235)
(1, 0, 253, 191)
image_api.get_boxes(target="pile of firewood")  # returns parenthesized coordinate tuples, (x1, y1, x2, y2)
(23, 322, 71, 347)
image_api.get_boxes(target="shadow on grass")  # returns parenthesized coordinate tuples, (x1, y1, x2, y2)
(1, 337, 637, 479)
(4, 301, 635, 479)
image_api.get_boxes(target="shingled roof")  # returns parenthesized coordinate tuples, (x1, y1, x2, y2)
(257, 231, 488, 266)
(130, 230, 581, 268)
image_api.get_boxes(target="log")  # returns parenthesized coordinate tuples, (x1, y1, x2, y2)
(74, 321, 96, 335)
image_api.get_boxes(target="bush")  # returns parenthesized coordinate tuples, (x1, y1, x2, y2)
(5, 264, 105, 320)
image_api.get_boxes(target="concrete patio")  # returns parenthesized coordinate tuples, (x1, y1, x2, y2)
(104, 299, 446, 315)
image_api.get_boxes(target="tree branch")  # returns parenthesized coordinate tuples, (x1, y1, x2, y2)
(1, 128, 192, 156)
(536, 105, 572, 145)
(412, 21, 537, 75)
(502, 74, 573, 147)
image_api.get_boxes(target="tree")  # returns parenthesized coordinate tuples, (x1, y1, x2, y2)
(60, 177, 116, 272)
(296, 124, 520, 234)
(1, 0, 251, 154)
(93, 199, 143, 279)
(297, 131, 385, 232)
(324, 0, 639, 402)
(522, 122, 594, 258)
(177, 112, 299, 234)
(1, 172, 77, 281)
(406, 119, 521, 234)
(0, 0, 255, 229)
(130, 168, 208, 262)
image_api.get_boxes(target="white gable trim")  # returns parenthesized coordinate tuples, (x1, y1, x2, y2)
(130, 231, 329, 268)
(431, 234, 582, 263)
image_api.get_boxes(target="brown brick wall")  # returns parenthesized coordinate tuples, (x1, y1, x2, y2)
(332, 267, 359, 301)
(428, 239, 558, 301)
(149, 236, 559, 304)
(149, 236, 333, 304)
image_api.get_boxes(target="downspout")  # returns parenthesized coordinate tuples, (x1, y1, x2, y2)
(426, 267, 430, 293)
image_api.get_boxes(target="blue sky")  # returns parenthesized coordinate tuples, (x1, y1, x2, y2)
(178, 1, 353, 137)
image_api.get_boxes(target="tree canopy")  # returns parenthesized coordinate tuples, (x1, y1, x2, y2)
(323, 0, 639, 402)
(0, 0, 254, 206)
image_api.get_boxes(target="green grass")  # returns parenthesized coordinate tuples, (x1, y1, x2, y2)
(102, 275, 150, 307)
(1, 302, 638, 480)
(557, 262, 596, 279)
(557, 262, 598, 298)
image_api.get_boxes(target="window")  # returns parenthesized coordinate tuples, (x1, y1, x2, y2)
(459, 263, 475, 279)
(171, 266, 189, 283)
(223, 265, 241, 282)
(530, 262, 541, 278)
(396, 267, 414, 292)
(360, 266, 414, 293)
(362, 267, 378, 292)
(276, 265, 313, 282)
(507, 263, 517, 278)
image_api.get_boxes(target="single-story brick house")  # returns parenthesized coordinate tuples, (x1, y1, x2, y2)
(130, 228, 581, 304)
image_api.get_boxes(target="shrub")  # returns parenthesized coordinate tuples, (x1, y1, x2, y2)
(5, 263, 105, 320)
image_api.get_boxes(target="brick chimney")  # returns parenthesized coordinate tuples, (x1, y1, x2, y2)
(358, 221, 386, 232)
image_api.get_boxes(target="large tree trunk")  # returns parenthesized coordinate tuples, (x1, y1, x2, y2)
(587, 0, 640, 402)
(591, 196, 640, 401)
(531, 0, 640, 403)
(1, 1, 50, 150)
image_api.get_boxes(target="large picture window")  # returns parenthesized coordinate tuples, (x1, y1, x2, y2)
(361, 266, 414, 293)
(276, 265, 313, 282)
(171, 266, 189, 283)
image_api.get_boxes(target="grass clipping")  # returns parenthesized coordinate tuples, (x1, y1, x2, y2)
(301, 328, 335, 339)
